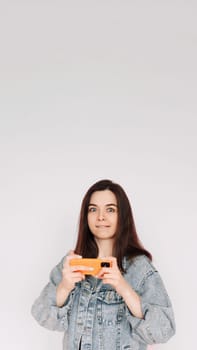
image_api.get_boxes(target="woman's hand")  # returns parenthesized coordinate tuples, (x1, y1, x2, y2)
(56, 250, 90, 307)
(59, 250, 85, 294)
(97, 257, 128, 296)
(97, 256, 143, 319)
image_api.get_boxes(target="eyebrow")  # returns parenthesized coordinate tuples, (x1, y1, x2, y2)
(88, 203, 118, 207)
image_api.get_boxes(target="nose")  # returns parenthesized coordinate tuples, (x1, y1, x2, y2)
(98, 210, 105, 221)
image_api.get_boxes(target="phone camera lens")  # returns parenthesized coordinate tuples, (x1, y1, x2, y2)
(101, 262, 110, 267)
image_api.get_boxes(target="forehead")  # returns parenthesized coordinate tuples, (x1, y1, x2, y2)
(89, 190, 117, 205)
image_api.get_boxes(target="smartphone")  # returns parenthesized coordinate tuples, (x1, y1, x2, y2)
(69, 258, 112, 275)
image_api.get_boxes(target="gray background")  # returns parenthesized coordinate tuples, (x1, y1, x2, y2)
(0, 1, 196, 349)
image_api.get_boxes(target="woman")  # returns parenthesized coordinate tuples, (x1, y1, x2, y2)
(31, 179, 176, 350)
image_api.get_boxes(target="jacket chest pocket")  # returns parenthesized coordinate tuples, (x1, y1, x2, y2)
(96, 290, 125, 326)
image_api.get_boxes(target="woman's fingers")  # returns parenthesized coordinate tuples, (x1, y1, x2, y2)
(97, 257, 124, 289)
(97, 257, 117, 278)
(60, 251, 86, 290)
(70, 265, 94, 273)
(63, 252, 82, 271)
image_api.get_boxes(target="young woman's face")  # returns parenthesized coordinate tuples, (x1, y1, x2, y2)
(87, 190, 118, 241)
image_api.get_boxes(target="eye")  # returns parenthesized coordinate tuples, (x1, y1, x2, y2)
(88, 207, 97, 212)
(107, 207, 116, 213)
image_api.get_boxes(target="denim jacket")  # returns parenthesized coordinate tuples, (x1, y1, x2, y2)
(31, 255, 175, 350)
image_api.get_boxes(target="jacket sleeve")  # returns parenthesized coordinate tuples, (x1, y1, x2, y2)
(125, 269, 176, 345)
(31, 257, 73, 332)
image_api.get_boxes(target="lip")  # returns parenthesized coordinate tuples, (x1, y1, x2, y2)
(95, 225, 110, 228)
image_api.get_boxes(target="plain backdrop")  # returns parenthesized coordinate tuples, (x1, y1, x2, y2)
(0, 1, 196, 349)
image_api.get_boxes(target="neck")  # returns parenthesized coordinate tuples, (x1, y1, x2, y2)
(95, 238, 114, 257)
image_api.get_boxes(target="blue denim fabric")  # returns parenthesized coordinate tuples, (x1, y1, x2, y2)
(31, 255, 175, 350)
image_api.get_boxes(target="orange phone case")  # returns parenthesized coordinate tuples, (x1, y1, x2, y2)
(69, 258, 112, 275)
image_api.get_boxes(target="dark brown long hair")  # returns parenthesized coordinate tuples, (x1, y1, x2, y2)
(74, 179, 152, 272)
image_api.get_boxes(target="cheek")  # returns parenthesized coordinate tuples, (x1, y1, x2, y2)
(113, 216, 118, 226)
(87, 215, 94, 228)
(113, 216, 118, 229)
